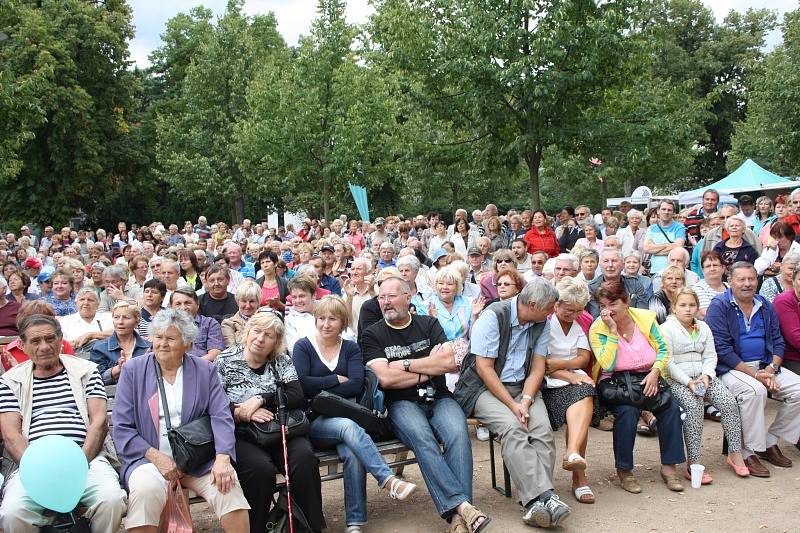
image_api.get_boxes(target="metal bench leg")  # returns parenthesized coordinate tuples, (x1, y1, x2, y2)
(489, 433, 511, 497)
(488, 433, 498, 492)
(394, 450, 408, 477)
(502, 461, 511, 498)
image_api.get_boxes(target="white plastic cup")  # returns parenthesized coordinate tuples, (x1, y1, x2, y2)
(690, 464, 705, 489)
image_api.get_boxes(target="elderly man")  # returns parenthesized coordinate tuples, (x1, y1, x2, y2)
(198, 264, 238, 323)
(231, 218, 252, 242)
(194, 215, 212, 239)
(0, 315, 127, 531)
(224, 243, 255, 279)
(362, 277, 490, 532)
(651, 248, 699, 292)
(644, 201, 686, 274)
(471, 210, 486, 236)
(705, 262, 800, 477)
(586, 249, 649, 318)
(552, 254, 579, 284)
(39, 226, 55, 251)
(170, 287, 224, 361)
(455, 278, 570, 528)
(98, 265, 137, 312)
(166, 224, 185, 246)
(527, 251, 548, 281)
(158, 258, 188, 304)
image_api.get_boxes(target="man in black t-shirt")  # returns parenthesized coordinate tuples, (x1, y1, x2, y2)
(198, 264, 238, 323)
(361, 277, 490, 531)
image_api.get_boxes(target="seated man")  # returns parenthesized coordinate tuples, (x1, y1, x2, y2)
(170, 287, 224, 362)
(362, 277, 490, 533)
(198, 264, 238, 323)
(651, 247, 699, 292)
(98, 264, 137, 312)
(586, 248, 648, 318)
(705, 261, 800, 477)
(455, 278, 570, 528)
(0, 314, 127, 531)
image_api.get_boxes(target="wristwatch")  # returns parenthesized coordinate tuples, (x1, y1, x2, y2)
(403, 359, 411, 372)
(769, 362, 781, 373)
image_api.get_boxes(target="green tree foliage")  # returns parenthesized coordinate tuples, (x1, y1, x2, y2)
(730, 9, 800, 178)
(155, 0, 286, 223)
(236, 0, 400, 221)
(0, 0, 136, 227)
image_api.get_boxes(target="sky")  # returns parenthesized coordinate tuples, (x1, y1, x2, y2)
(127, 0, 797, 68)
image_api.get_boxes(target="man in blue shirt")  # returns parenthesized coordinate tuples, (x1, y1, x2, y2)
(456, 278, 570, 528)
(224, 243, 255, 279)
(706, 262, 800, 477)
(310, 256, 341, 296)
(643, 201, 686, 274)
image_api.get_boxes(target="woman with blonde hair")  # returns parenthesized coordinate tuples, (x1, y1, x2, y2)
(90, 300, 151, 384)
(545, 277, 596, 503)
(221, 281, 262, 347)
(217, 310, 325, 532)
(293, 296, 416, 533)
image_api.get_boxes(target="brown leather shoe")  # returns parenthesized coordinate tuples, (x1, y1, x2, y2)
(757, 445, 793, 467)
(744, 455, 771, 477)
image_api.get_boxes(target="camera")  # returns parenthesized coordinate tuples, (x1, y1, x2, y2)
(418, 382, 436, 403)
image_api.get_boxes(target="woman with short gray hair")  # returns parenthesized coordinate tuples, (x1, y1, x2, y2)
(543, 276, 595, 503)
(575, 223, 604, 253)
(112, 307, 250, 532)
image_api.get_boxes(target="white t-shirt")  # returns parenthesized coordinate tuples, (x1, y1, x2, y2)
(58, 312, 113, 343)
(158, 366, 184, 458)
(545, 314, 590, 388)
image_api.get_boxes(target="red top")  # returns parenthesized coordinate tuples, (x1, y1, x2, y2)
(783, 214, 800, 237)
(774, 289, 800, 362)
(2, 338, 75, 371)
(523, 227, 560, 259)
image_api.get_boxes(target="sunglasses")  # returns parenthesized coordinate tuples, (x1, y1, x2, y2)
(496, 258, 515, 264)
(256, 307, 284, 321)
(496, 282, 514, 287)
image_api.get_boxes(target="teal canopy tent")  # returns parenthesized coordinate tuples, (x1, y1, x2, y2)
(348, 182, 370, 222)
(678, 159, 796, 205)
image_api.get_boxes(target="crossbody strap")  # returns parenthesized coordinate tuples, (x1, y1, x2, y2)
(655, 224, 674, 244)
(153, 359, 173, 431)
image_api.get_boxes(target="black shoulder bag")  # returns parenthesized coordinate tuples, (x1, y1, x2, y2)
(597, 370, 672, 413)
(154, 359, 216, 473)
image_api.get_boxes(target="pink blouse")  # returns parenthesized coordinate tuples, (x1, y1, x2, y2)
(600, 326, 656, 380)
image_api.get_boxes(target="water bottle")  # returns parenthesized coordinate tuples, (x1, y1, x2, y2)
(694, 381, 706, 397)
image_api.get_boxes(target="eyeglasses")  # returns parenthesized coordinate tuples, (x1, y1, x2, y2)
(496, 258, 515, 264)
(496, 282, 514, 287)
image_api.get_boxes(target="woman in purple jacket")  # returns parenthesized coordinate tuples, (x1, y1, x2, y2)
(112, 308, 250, 532)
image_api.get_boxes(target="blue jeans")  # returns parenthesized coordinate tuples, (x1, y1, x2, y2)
(388, 397, 472, 519)
(310, 415, 393, 526)
(611, 399, 687, 470)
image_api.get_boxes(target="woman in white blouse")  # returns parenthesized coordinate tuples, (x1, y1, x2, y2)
(543, 276, 596, 504)
(58, 287, 113, 353)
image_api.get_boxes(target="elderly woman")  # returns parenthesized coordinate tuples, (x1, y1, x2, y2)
(64, 258, 87, 292)
(7, 270, 37, 304)
(648, 266, 685, 325)
(99, 264, 137, 312)
(775, 268, 800, 376)
(691, 251, 727, 319)
(256, 250, 287, 311)
(449, 217, 478, 259)
(221, 281, 261, 347)
(590, 281, 685, 493)
(575, 223, 604, 253)
(752, 195, 774, 234)
(544, 277, 596, 504)
(44, 269, 77, 316)
(485, 216, 506, 252)
(713, 216, 758, 272)
(760, 252, 800, 302)
(112, 309, 250, 533)
(90, 301, 151, 384)
(125, 255, 149, 299)
(59, 286, 113, 350)
(576, 249, 599, 284)
(395, 255, 428, 312)
(293, 296, 415, 533)
(523, 210, 560, 258)
(493, 269, 525, 303)
(217, 311, 325, 532)
(754, 221, 800, 276)
(661, 288, 748, 481)
(479, 249, 517, 301)
(169, 287, 225, 361)
(622, 251, 653, 301)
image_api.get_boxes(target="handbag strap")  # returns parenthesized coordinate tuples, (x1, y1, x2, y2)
(153, 358, 173, 431)
(655, 224, 674, 244)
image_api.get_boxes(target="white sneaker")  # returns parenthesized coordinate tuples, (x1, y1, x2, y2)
(476, 425, 490, 441)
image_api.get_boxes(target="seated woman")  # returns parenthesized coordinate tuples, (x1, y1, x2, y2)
(544, 277, 596, 504)
(44, 269, 77, 316)
(576, 249, 599, 284)
(179, 248, 204, 291)
(759, 252, 800, 303)
(7, 270, 37, 304)
(490, 269, 525, 305)
(256, 250, 287, 312)
(479, 249, 518, 301)
(774, 267, 800, 377)
(138, 278, 167, 339)
(112, 309, 250, 533)
(648, 265, 685, 324)
(622, 251, 652, 301)
(221, 281, 261, 347)
(292, 296, 416, 533)
(216, 311, 325, 533)
(590, 280, 686, 493)
(90, 301, 151, 384)
(58, 287, 113, 352)
(691, 251, 727, 319)
(661, 288, 748, 481)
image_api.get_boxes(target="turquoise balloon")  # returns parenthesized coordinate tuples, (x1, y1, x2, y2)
(19, 435, 89, 513)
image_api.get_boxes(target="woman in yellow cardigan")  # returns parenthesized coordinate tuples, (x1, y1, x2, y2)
(589, 281, 686, 494)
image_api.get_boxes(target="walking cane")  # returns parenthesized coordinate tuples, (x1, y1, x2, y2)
(276, 385, 295, 533)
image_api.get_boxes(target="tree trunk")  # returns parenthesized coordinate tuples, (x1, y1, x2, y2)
(524, 145, 543, 210)
(323, 177, 330, 222)
(275, 197, 285, 228)
(624, 178, 632, 197)
(232, 196, 245, 225)
(451, 183, 461, 219)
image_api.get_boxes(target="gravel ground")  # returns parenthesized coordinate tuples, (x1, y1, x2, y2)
(186, 402, 800, 533)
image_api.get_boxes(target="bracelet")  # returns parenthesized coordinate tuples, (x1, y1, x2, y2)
(521, 394, 533, 401)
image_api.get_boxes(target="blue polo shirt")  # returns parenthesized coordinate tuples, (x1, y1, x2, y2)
(470, 296, 550, 382)
(735, 296, 767, 363)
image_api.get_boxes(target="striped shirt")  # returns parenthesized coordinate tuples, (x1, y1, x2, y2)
(0, 368, 106, 445)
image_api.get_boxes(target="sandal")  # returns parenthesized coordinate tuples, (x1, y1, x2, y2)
(387, 477, 417, 500)
(449, 516, 469, 533)
(460, 503, 491, 533)
(704, 405, 722, 422)
(562, 452, 587, 471)
(572, 485, 595, 504)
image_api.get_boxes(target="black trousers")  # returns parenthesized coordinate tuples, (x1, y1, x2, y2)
(234, 436, 326, 532)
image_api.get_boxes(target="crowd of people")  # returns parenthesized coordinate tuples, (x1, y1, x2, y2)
(0, 190, 799, 532)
